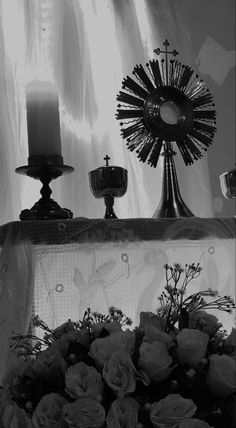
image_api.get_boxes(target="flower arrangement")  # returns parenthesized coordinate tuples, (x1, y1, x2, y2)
(0, 263, 236, 428)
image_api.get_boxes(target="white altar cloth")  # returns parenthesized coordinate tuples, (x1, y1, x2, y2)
(0, 217, 235, 382)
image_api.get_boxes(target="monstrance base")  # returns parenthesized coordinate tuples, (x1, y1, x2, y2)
(153, 200, 194, 219)
(153, 142, 194, 219)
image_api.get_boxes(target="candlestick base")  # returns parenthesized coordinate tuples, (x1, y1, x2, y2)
(16, 161, 74, 221)
(19, 201, 73, 221)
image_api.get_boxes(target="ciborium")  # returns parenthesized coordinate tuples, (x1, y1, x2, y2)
(89, 155, 128, 219)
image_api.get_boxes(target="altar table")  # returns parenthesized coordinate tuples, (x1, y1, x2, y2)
(0, 217, 235, 381)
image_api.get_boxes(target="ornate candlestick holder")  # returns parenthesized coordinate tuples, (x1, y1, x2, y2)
(89, 155, 128, 219)
(15, 155, 74, 220)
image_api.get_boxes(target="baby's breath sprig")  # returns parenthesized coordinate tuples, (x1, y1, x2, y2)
(31, 315, 54, 333)
(10, 334, 51, 357)
(107, 306, 132, 326)
(75, 306, 132, 331)
(10, 315, 56, 357)
(158, 263, 235, 333)
(10, 306, 132, 357)
(75, 307, 95, 330)
(189, 293, 235, 313)
(159, 263, 200, 331)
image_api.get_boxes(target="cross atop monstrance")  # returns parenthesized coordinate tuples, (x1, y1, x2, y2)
(154, 39, 179, 85)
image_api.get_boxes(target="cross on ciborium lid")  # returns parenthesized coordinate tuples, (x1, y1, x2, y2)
(104, 154, 111, 166)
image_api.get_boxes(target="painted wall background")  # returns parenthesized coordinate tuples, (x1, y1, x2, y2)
(0, 0, 234, 220)
(183, 0, 235, 217)
(137, 0, 235, 218)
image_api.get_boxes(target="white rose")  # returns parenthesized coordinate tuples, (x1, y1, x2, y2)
(32, 347, 67, 379)
(32, 393, 67, 428)
(1, 400, 32, 428)
(65, 361, 103, 399)
(188, 310, 221, 336)
(2, 358, 35, 397)
(179, 419, 214, 428)
(103, 351, 136, 395)
(56, 329, 91, 360)
(139, 312, 166, 331)
(225, 327, 236, 347)
(224, 327, 236, 360)
(63, 398, 105, 428)
(176, 329, 209, 368)
(92, 321, 122, 338)
(138, 340, 173, 383)
(150, 394, 197, 428)
(206, 354, 236, 397)
(106, 397, 139, 428)
(143, 324, 175, 349)
(89, 331, 135, 367)
(54, 320, 75, 339)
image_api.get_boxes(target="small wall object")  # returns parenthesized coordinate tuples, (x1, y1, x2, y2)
(220, 166, 236, 215)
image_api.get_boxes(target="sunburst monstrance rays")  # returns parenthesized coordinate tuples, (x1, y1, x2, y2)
(116, 40, 216, 167)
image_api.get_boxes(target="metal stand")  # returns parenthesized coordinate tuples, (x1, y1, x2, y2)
(15, 155, 74, 220)
(153, 142, 194, 218)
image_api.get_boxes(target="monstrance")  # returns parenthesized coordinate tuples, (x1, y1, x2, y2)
(116, 39, 217, 217)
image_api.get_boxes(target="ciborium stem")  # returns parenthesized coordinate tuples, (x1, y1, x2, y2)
(104, 195, 118, 219)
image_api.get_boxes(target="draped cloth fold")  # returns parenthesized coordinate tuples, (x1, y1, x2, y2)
(0, 223, 34, 382)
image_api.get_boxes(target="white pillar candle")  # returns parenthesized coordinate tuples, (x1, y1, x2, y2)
(26, 80, 62, 157)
